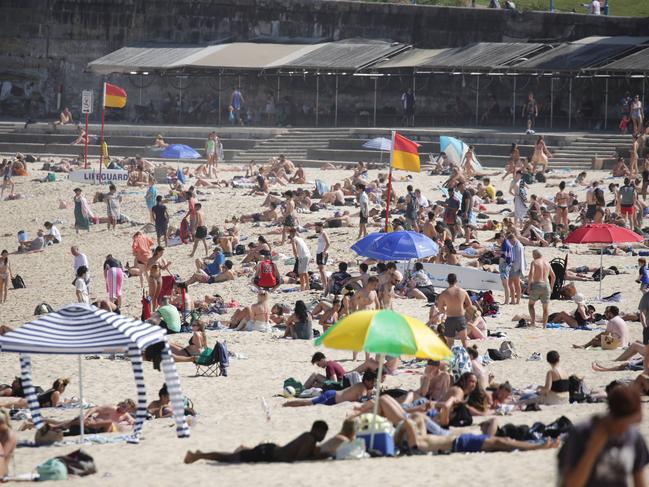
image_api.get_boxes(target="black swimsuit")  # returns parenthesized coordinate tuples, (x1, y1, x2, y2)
(550, 379, 570, 393)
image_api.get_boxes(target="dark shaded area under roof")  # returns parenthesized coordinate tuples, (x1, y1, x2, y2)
(516, 42, 639, 71)
(599, 47, 649, 72)
(418, 42, 549, 70)
(283, 40, 409, 71)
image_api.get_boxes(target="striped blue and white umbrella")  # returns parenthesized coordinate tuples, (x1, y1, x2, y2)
(440, 135, 483, 170)
(0, 303, 190, 442)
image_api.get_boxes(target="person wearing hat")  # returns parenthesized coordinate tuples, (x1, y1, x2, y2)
(547, 293, 594, 328)
(558, 385, 648, 486)
(574, 306, 630, 350)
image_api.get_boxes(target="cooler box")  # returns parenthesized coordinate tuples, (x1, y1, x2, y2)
(358, 432, 395, 457)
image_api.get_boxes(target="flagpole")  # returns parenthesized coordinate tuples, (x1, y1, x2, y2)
(84, 112, 89, 169)
(100, 82, 106, 184)
(385, 130, 396, 232)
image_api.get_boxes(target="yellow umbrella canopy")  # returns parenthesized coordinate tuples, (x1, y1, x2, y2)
(315, 310, 451, 360)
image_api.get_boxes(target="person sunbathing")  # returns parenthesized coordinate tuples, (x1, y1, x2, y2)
(547, 293, 594, 327)
(592, 341, 647, 372)
(170, 321, 206, 361)
(238, 203, 281, 224)
(283, 371, 376, 407)
(27, 400, 136, 435)
(184, 421, 329, 464)
(185, 260, 235, 285)
(0, 409, 16, 478)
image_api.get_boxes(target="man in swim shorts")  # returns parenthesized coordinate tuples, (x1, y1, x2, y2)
(528, 249, 555, 328)
(282, 371, 376, 407)
(437, 273, 471, 348)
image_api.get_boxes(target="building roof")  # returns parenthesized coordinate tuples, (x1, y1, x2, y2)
(599, 47, 649, 72)
(185, 43, 321, 70)
(417, 42, 549, 70)
(373, 48, 446, 69)
(88, 44, 207, 74)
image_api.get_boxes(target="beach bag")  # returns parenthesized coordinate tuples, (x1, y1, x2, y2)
(34, 302, 54, 315)
(450, 345, 472, 381)
(55, 449, 96, 477)
(601, 332, 621, 350)
(335, 439, 368, 460)
(283, 378, 304, 395)
(234, 244, 246, 255)
(568, 375, 589, 403)
(11, 275, 25, 289)
(37, 458, 68, 481)
(449, 403, 473, 427)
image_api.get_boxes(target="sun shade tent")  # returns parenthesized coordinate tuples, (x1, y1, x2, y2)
(0, 303, 190, 442)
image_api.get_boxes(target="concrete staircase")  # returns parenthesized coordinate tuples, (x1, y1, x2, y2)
(229, 128, 352, 164)
(550, 134, 632, 170)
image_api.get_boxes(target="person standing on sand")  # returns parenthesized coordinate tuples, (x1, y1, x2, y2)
(73, 187, 93, 234)
(314, 222, 330, 291)
(528, 249, 555, 328)
(189, 203, 208, 258)
(152, 195, 169, 247)
(437, 273, 471, 348)
(289, 229, 311, 292)
(144, 180, 157, 223)
(508, 234, 526, 305)
(104, 184, 121, 231)
(357, 183, 369, 239)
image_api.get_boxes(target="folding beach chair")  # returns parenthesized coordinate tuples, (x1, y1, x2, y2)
(550, 254, 568, 300)
(195, 340, 229, 377)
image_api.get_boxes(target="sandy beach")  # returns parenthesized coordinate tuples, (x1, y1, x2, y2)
(1, 164, 647, 486)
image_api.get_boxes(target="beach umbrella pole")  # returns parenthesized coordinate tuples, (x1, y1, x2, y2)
(599, 247, 603, 301)
(78, 355, 84, 443)
(368, 353, 384, 451)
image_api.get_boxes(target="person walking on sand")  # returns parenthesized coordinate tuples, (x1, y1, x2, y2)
(189, 203, 208, 258)
(315, 222, 330, 291)
(152, 195, 169, 247)
(437, 273, 472, 348)
(144, 180, 157, 224)
(357, 183, 369, 239)
(289, 229, 311, 291)
(73, 187, 93, 234)
(508, 234, 526, 305)
(528, 249, 555, 328)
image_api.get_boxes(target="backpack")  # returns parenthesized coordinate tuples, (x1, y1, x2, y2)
(34, 302, 54, 315)
(449, 403, 473, 427)
(12, 275, 25, 289)
(568, 375, 589, 403)
(214, 340, 229, 376)
(54, 449, 97, 477)
(619, 185, 635, 206)
(534, 171, 546, 183)
(234, 244, 246, 255)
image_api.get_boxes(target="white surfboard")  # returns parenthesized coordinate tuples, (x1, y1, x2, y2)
(398, 262, 503, 292)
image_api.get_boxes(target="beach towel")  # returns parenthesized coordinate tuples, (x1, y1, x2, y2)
(315, 179, 330, 196)
(105, 267, 123, 300)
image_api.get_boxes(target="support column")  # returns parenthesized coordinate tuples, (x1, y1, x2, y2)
(412, 75, 416, 127)
(373, 77, 378, 127)
(550, 77, 554, 129)
(178, 76, 182, 124)
(475, 75, 480, 126)
(568, 78, 573, 129)
(315, 75, 320, 127)
(334, 74, 339, 127)
(604, 78, 609, 130)
(218, 73, 222, 126)
(277, 75, 280, 106)
(512, 76, 517, 128)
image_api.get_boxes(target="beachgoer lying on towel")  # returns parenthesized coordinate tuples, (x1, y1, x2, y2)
(318, 418, 358, 458)
(184, 260, 235, 285)
(0, 378, 69, 409)
(592, 342, 647, 372)
(238, 203, 281, 224)
(282, 371, 376, 407)
(396, 415, 559, 454)
(183, 420, 329, 464)
(25, 400, 136, 436)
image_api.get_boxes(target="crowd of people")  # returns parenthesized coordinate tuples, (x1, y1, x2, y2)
(2, 120, 649, 484)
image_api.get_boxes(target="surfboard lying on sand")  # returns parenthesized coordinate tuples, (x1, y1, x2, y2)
(398, 262, 503, 292)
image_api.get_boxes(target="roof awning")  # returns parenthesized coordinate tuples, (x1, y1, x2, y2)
(373, 48, 447, 69)
(185, 43, 322, 70)
(419, 42, 550, 71)
(88, 44, 209, 74)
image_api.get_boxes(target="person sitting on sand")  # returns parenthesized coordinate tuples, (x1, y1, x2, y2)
(318, 418, 359, 458)
(0, 409, 16, 478)
(535, 351, 570, 405)
(418, 360, 452, 402)
(184, 420, 329, 464)
(303, 352, 347, 390)
(233, 291, 272, 333)
(147, 384, 172, 419)
(17, 230, 45, 253)
(284, 300, 313, 340)
(170, 321, 207, 361)
(283, 370, 376, 407)
(574, 305, 630, 349)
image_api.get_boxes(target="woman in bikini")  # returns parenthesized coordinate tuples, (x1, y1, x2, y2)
(531, 135, 552, 173)
(170, 321, 207, 362)
(535, 350, 569, 405)
(554, 181, 570, 228)
(319, 298, 341, 333)
(147, 246, 170, 308)
(630, 134, 640, 178)
(501, 143, 521, 181)
(0, 250, 12, 304)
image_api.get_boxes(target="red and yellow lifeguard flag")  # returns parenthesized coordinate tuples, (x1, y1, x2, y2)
(391, 132, 420, 172)
(103, 82, 127, 109)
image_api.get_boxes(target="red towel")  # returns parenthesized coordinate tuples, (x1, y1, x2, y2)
(160, 275, 175, 298)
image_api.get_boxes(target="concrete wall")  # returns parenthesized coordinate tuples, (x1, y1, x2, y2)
(1, 0, 648, 122)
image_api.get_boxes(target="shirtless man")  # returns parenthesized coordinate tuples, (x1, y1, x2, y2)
(437, 273, 471, 348)
(238, 203, 281, 223)
(527, 249, 556, 328)
(418, 360, 452, 401)
(320, 183, 345, 206)
(378, 263, 402, 310)
(283, 371, 376, 407)
(35, 400, 136, 435)
(189, 203, 208, 258)
(351, 276, 381, 361)
(585, 181, 598, 222)
(422, 212, 438, 241)
(184, 421, 328, 464)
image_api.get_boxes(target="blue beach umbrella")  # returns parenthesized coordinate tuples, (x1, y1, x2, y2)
(362, 137, 392, 151)
(160, 144, 201, 160)
(352, 231, 439, 261)
(440, 136, 482, 170)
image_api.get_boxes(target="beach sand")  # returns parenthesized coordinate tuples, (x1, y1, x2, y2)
(0, 164, 647, 486)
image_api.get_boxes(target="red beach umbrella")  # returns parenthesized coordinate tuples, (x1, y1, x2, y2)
(564, 224, 643, 298)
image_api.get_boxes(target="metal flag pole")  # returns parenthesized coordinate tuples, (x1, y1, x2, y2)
(384, 131, 396, 232)
(99, 82, 106, 183)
